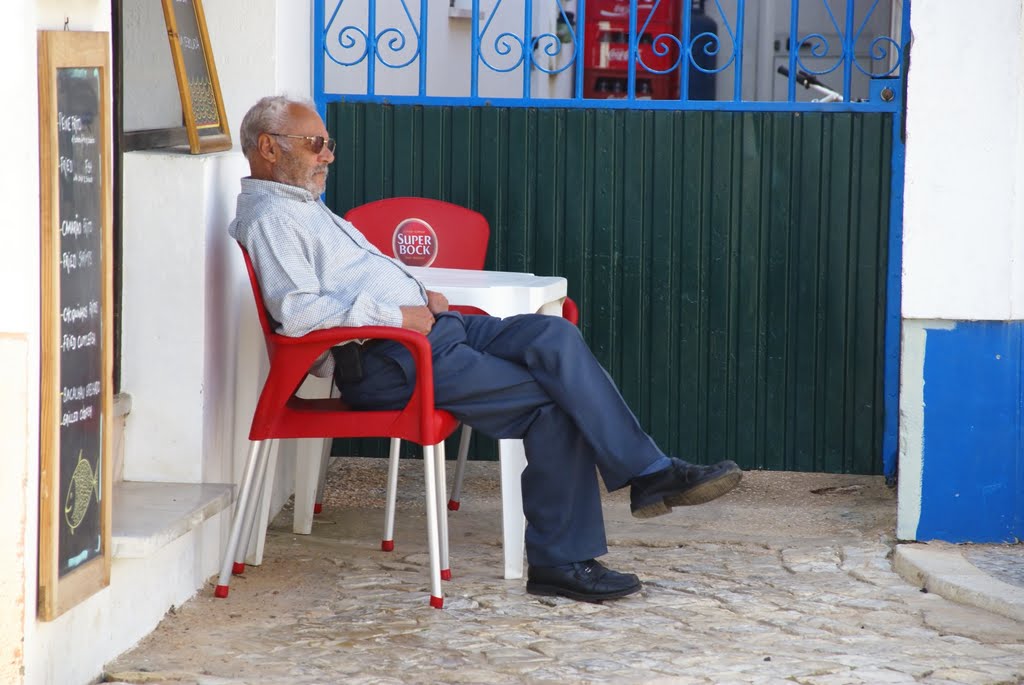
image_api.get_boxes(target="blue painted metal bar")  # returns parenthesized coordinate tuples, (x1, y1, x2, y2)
(733, 0, 745, 101)
(471, 0, 480, 98)
(680, 1, 692, 102)
(418, 0, 428, 97)
(788, 0, 799, 102)
(315, 0, 908, 109)
(320, 91, 902, 113)
(882, 0, 912, 483)
(523, 0, 532, 98)
(843, 0, 855, 101)
(626, 0, 638, 99)
(574, 0, 585, 99)
(367, 0, 377, 96)
(313, 0, 327, 118)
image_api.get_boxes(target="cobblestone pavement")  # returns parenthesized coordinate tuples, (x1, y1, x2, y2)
(106, 459, 1024, 685)
(965, 546, 1024, 591)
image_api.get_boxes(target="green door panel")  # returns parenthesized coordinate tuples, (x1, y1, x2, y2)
(326, 103, 891, 474)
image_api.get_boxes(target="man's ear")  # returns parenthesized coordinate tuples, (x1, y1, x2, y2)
(256, 132, 278, 163)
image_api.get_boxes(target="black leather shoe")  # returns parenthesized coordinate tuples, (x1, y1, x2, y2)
(526, 559, 642, 602)
(630, 458, 742, 518)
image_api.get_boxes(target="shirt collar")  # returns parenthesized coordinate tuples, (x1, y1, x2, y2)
(240, 177, 318, 203)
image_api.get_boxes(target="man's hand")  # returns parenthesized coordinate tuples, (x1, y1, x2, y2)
(400, 305, 435, 335)
(426, 290, 449, 315)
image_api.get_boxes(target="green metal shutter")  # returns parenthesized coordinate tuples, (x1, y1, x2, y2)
(327, 103, 891, 474)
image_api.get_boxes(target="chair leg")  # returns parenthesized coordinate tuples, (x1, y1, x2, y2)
(313, 435, 332, 514)
(215, 440, 265, 598)
(293, 438, 322, 534)
(434, 441, 450, 580)
(448, 424, 472, 511)
(421, 444, 444, 608)
(235, 439, 274, 572)
(381, 437, 401, 552)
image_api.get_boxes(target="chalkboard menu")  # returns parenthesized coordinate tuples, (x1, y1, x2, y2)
(37, 31, 113, 621)
(161, 0, 231, 153)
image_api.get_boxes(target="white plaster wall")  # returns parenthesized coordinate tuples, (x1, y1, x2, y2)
(0, 334, 31, 683)
(203, 0, 313, 515)
(120, 150, 248, 483)
(902, 0, 1024, 320)
(0, 0, 38, 675)
(1, 2, 42, 338)
(204, 0, 282, 144)
(24, 511, 227, 685)
(1014, 10, 1024, 319)
(119, 0, 314, 496)
(276, 0, 313, 98)
(35, 0, 107, 29)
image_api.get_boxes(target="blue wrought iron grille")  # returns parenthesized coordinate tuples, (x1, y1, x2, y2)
(315, 0, 910, 112)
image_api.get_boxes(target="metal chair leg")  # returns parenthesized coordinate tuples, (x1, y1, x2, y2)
(234, 439, 274, 572)
(381, 437, 402, 551)
(434, 441, 450, 580)
(448, 424, 472, 510)
(215, 440, 264, 598)
(421, 444, 443, 608)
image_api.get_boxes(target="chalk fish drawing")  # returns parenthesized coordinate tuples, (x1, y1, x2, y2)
(64, 450, 99, 533)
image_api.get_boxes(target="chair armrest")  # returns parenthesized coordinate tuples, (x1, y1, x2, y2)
(263, 325, 439, 428)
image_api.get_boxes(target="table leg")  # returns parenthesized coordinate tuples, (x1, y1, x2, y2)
(498, 438, 527, 580)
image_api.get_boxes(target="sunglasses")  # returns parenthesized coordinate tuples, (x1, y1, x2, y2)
(267, 133, 337, 154)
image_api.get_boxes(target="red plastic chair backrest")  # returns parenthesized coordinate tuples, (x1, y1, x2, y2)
(344, 197, 489, 270)
(240, 242, 279, 356)
(345, 197, 580, 325)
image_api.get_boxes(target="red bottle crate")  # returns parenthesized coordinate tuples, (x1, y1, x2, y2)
(584, 20, 680, 73)
(583, 69, 679, 101)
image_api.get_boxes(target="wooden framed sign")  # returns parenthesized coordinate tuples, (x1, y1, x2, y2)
(37, 30, 114, 621)
(161, 0, 231, 153)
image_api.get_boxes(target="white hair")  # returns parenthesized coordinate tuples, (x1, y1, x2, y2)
(239, 95, 318, 160)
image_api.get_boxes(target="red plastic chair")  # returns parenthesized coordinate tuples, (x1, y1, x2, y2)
(341, 197, 579, 516)
(215, 245, 460, 608)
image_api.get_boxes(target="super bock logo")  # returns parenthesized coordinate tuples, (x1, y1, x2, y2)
(392, 218, 438, 267)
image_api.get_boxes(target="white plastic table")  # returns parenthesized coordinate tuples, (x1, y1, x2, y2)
(407, 266, 567, 319)
(410, 266, 567, 580)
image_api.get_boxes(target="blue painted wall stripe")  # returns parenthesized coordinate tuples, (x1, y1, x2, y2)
(917, 321, 1024, 542)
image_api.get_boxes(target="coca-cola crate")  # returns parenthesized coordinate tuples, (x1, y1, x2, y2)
(585, 0, 680, 27)
(584, 21, 680, 73)
(583, 69, 679, 100)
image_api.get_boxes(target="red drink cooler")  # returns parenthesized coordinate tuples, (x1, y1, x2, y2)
(586, 0, 679, 26)
(583, 0, 683, 100)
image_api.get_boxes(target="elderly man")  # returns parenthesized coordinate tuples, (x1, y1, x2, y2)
(229, 95, 742, 602)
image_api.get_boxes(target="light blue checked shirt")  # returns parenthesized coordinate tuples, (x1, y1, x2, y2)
(229, 178, 427, 377)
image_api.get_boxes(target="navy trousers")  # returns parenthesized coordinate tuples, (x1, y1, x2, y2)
(338, 312, 666, 566)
